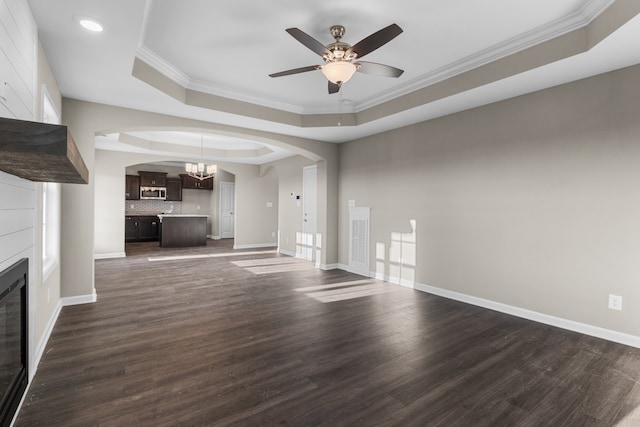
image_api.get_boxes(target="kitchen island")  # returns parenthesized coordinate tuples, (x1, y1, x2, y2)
(157, 214, 208, 247)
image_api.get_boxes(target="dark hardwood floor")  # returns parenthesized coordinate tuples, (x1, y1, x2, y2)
(15, 239, 640, 426)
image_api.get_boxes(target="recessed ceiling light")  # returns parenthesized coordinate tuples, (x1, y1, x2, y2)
(76, 16, 104, 32)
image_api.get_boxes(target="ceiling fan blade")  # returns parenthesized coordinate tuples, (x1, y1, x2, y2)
(269, 65, 320, 78)
(286, 28, 330, 57)
(355, 61, 404, 78)
(328, 81, 340, 94)
(346, 23, 403, 59)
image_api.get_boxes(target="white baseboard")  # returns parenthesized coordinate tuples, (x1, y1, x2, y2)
(278, 250, 337, 270)
(342, 266, 640, 349)
(61, 290, 97, 306)
(339, 263, 372, 278)
(31, 291, 97, 376)
(17, 290, 97, 427)
(94, 252, 126, 260)
(31, 301, 62, 378)
(209, 235, 221, 240)
(233, 243, 277, 250)
(409, 280, 640, 349)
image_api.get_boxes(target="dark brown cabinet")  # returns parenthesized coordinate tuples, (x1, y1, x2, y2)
(125, 215, 160, 242)
(125, 175, 140, 200)
(166, 178, 182, 201)
(138, 171, 167, 187)
(180, 174, 213, 190)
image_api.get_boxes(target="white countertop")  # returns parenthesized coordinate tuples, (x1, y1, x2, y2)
(157, 214, 209, 218)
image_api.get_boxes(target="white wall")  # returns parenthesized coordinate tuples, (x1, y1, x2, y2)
(0, 0, 36, 119)
(0, 172, 35, 287)
(339, 63, 640, 343)
(0, 0, 55, 384)
(33, 40, 63, 363)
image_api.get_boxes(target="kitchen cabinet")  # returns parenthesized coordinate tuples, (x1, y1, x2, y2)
(158, 214, 207, 247)
(138, 171, 167, 187)
(180, 174, 213, 190)
(166, 178, 182, 201)
(125, 215, 160, 242)
(125, 175, 140, 200)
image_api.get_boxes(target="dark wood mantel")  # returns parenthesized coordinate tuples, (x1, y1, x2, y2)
(0, 117, 88, 184)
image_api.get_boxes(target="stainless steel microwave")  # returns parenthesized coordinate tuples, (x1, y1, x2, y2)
(140, 186, 166, 200)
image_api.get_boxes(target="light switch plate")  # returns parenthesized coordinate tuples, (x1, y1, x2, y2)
(608, 294, 622, 311)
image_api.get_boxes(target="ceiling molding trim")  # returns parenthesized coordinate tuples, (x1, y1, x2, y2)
(187, 77, 305, 114)
(136, 45, 305, 114)
(117, 133, 272, 160)
(356, 0, 615, 111)
(135, 45, 191, 88)
(135, 0, 615, 116)
(132, 0, 637, 132)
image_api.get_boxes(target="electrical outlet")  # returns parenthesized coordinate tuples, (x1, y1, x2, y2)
(608, 294, 622, 311)
(271, 231, 276, 237)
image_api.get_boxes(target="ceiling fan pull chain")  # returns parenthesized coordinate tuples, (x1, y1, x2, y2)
(338, 91, 343, 126)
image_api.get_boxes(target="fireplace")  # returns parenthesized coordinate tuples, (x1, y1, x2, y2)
(0, 258, 28, 427)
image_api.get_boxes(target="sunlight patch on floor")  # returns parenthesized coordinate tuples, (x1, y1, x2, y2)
(294, 279, 375, 292)
(147, 250, 276, 262)
(296, 280, 397, 303)
(231, 257, 317, 274)
(231, 258, 306, 267)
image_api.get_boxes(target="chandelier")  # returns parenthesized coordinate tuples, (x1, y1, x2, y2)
(186, 135, 217, 180)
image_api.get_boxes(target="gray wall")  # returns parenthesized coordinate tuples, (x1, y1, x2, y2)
(339, 63, 640, 338)
(269, 156, 315, 256)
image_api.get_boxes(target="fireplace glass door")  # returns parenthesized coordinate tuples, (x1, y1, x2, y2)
(0, 258, 28, 427)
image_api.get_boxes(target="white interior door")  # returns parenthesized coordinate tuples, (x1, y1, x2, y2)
(301, 165, 317, 261)
(349, 207, 370, 276)
(220, 182, 235, 239)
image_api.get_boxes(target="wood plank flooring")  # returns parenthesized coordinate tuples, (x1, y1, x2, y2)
(15, 239, 640, 426)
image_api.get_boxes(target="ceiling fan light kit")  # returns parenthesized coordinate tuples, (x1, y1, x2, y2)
(269, 23, 404, 94)
(321, 61, 358, 84)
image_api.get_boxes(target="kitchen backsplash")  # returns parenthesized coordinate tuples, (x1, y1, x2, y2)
(125, 200, 182, 214)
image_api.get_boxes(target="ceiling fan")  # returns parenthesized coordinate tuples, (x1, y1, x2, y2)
(269, 23, 404, 94)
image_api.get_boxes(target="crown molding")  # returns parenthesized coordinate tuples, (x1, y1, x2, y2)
(136, 0, 614, 116)
(135, 45, 305, 114)
(134, 0, 623, 127)
(355, 0, 615, 111)
(135, 45, 191, 88)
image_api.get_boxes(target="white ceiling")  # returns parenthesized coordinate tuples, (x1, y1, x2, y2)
(27, 0, 640, 165)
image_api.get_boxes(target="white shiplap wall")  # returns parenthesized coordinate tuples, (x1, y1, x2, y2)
(0, 0, 36, 119)
(0, 0, 37, 269)
(0, 0, 38, 397)
(0, 171, 35, 273)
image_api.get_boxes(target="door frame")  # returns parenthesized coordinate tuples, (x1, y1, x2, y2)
(301, 165, 317, 262)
